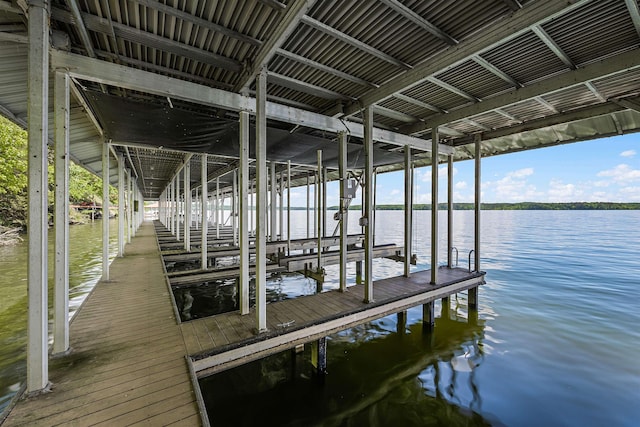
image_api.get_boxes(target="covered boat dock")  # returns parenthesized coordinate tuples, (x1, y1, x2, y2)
(2, 0, 640, 425)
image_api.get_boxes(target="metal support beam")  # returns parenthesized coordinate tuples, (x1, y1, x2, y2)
(287, 161, 291, 253)
(270, 162, 277, 241)
(316, 150, 323, 273)
(532, 25, 576, 69)
(431, 128, 439, 285)
(184, 159, 191, 250)
(256, 68, 268, 332)
(232, 169, 238, 246)
(239, 112, 250, 315)
(626, 0, 640, 38)
(343, 0, 591, 116)
(201, 154, 208, 270)
(216, 178, 220, 239)
(447, 154, 454, 268)
(26, 0, 50, 392)
(127, 169, 132, 243)
(404, 146, 412, 277)
(117, 155, 125, 256)
(102, 143, 110, 281)
(379, 0, 457, 45)
(363, 107, 374, 303)
(50, 50, 452, 155)
(338, 132, 348, 291)
(53, 71, 70, 355)
(474, 135, 481, 273)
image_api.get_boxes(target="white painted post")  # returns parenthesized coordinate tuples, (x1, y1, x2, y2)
(338, 132, 348, 291)
(363, 107, 374, 303)
(195, 187, 199, 230)
(216, 177, 220, 239)
(176, 175, 181, 242)
(475, 134, 481, 273)
(117, 155, 125, 256)
(256, 68, 268, 332)
(127, 169, 132, 243)
(287, 161, 291, 251)
(184, 159, 191, 250)
(404, 145, 412, 277)
(201, 154, 208, 269)
(102, 143, 110, 281)
(53, 71, 70, 355)
(26, 0, 50, 391)
(239, 112, 250, 315)
(448, 154, 454, 268)
(306, 174, 310, 240)
(279, 169, 284, 243)
(270, 162, 277, 241)
(233, 169, 238, 246)
(316, 150, 323, 272)
(431, 127, 439, 285)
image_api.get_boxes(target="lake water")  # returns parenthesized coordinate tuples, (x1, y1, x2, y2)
(2, 211, 640, 426)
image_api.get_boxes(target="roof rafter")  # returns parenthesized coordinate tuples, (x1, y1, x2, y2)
(342, 0, 592, 117)
(275, 48, 378, 87)
(378, 0, 457, 45)
(131, 0, 263, 47)
(267, 71, 350, 100)
(501, 0, 523, 11)
(402, 48, 640, 134)
(66, 0, 97, 58)
(51, 49, 454, 155)
(428, 76, 479, 102)
(235, 0, 316, 92)
(624, 0, 640, 38)
(531, 25, 576, 69)
(300, 15, 412, 69)
(394, 93, 445, 114)
(51, 7, 243, 72)
(472, 55, 522, 88)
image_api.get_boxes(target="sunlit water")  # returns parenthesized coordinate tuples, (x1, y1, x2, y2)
(2, 212, 640, 426)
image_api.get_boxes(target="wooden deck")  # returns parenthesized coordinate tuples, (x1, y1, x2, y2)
(2, 223, 203, 427)
(184, 266, 485, 378)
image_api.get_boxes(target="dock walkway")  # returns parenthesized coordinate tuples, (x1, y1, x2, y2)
(3, 223, 202, 426)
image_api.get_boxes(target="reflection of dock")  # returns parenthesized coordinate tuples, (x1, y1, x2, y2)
(185, 267, 484, 377)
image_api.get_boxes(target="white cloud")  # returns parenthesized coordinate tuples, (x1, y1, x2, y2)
(597, 164, 640, 183)
(620, 150, 636, 158)
(547, 179, 584, 202)
(482, 168, 541, 202)
(618, 186, 640, 201)
(419, 165, 454, 182)
(455, 181, 468, 190)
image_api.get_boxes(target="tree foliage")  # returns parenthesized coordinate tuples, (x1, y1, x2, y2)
(0, 115, 116, 227)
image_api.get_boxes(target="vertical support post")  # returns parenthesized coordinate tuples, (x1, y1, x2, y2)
(306, 174, 310, 240)
(194, 187, 199, 230)
(127, 169, 132, 242)
(53, 70, 69, 355)
(423, 301, 435, 332)
(250, 179, 254, 237)
(431, 127, 439, 285)
(322, 167, 327, 243)
(470, 134, 482, 309)
(448, 154, 454, 268)
(184, 159, 191, 250)
(27, 0, 50, 391)
(117, 155, 125, 256)
(216, 177, 220, 239)
(270, 162, 277, 241)
(176, 174, 181, 242)
(232, 169, 238, 246)
(316, 337, 327, 376)
(255, 68, 268, 332)
(201, 154, 208, 269)
(102, 143, 110, 281)
(338, 131, 348, 292)
(279, 170, 284, 243)
(287, 160, 291, 254)
(363, 106, 374, 303)
(404, 145, 412, 277)
(316, 150, 323, 272)
(168, 181, 173, 234)
(396, 310, 407, 335)
(239, 112, 250, 315)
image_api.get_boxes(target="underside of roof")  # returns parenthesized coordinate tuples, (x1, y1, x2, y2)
(1, 0, 639, 199)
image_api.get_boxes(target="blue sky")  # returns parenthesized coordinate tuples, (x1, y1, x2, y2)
(289, 133, 640, 206)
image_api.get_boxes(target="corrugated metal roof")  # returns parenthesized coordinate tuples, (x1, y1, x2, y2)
(0, 0, 639, 200)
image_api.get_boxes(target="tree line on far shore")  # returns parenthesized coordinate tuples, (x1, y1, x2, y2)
(324, 202, 640, 211)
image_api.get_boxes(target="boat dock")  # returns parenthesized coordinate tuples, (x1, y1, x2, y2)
(3, 222, 483, 426)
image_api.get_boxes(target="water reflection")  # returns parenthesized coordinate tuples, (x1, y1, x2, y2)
(200, 304, 500, 426)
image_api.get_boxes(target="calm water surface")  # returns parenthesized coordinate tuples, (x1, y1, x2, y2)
(0, 219, 118, 413)
(1, 212, 639, 426)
